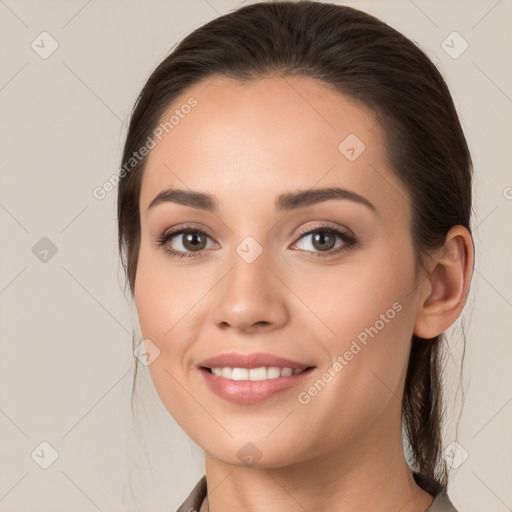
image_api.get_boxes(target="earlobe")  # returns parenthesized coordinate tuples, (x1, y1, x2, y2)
(414, 225, 474, 339)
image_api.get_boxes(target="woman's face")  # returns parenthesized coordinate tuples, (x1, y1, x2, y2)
(134, 75, 424, 468)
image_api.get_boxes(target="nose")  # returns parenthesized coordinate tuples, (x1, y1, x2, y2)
(211, 249, 289, 334)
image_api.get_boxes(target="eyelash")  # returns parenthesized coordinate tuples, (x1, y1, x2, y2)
(155, 224, 357, 260)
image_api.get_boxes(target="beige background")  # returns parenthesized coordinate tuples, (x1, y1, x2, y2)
(0, 0, 511, 511)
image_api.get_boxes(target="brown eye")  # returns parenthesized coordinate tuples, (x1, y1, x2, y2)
(180, 231, 208, 251)
(157, 228, 217, 259)
(310, 231, 337, 251)
(293, 227, 355, 255)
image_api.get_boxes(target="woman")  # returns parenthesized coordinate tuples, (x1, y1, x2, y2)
(117, 1, 474, 510)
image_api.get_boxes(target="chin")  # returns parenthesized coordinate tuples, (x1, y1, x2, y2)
(203, 437, 307, 470)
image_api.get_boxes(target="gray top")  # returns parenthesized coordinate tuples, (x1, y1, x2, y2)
(176, 475, 459, 511)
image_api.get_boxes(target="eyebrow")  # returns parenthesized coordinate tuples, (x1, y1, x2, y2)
(146, 186, 377, 214)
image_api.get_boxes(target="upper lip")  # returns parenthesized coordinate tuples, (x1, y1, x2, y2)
(198, 352, 314, 370)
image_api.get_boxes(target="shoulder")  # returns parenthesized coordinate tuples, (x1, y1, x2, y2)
(427, 489, 459, 511)
(412, 473, 459, 512)
(176, 473, 460, 512)
(176, 475, 207, 512)
(424, 479, 459, 512)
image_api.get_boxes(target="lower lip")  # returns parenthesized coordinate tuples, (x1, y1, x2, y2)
(198, 367, 315, 404)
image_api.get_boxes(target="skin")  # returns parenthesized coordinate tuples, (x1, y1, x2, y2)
(133, 75, 474, 512)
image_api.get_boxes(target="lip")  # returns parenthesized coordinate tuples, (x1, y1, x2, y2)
(197, 351, 316, 405)
(198, 351, 312, 370)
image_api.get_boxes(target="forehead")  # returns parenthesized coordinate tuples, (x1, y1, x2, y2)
(139, 75, 406, 218)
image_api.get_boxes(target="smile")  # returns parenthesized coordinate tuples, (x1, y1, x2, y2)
(206, 366, 307, 380)
(199, 366, 315, 404)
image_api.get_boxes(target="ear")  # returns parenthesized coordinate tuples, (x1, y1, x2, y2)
(414, 225, 474, 339)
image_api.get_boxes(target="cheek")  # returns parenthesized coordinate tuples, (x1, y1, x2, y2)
(134, 251, 168, 341)
(292, 246, 416, 380)
(290, 244, 415, 341)
(134, 242, 199, 341)
(133, 247, 205, 430)
(295, 248, 417, 425)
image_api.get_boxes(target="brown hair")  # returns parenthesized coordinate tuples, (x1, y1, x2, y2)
(117, 0, 473, 494)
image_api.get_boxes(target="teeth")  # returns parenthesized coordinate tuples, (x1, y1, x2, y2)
(231, 368, 249, 380)
(222, 367, 233, 379)
(267, 366, 281, 379)
(210, 366, 306, 381)
(249, 367, 267, 381)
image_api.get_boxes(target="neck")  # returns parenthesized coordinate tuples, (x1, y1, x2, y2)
(202, 413, 434, 512)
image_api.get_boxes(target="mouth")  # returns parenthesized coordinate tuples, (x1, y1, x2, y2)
(200, 365, 314, 380)
(198, 365, 316, 404)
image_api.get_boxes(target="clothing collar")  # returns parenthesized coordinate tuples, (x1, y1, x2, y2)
(176, 474, 459, 512)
